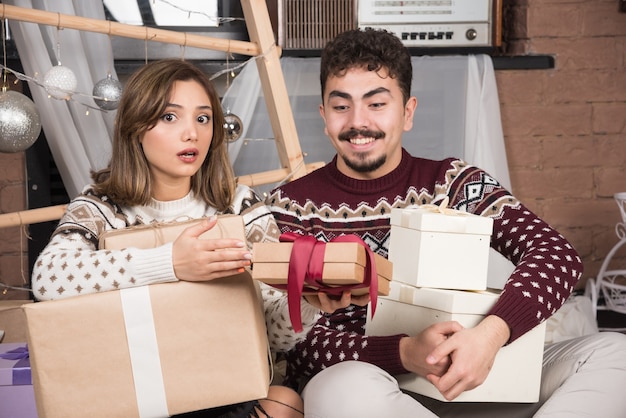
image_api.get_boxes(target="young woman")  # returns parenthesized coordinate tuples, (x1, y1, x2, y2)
(31, 58, 303, 418)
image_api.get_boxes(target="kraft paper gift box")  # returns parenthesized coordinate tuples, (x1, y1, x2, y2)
(0, 300, 32, 343)
(366, 282, 546, 403)
(99, 214, 246, 250)
(251, 241, 392, 296)
(388, 205, 493, 291)
(25, 216, 268, 418)
(23, 277, 271, 418)
(0, 343, 38, 418)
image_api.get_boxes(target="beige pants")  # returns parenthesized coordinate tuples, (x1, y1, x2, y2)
(302, 332, 626, 418)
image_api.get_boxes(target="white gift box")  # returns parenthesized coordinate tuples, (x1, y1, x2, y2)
(389, 206, 493, 290)
(366, 282, 546, 403)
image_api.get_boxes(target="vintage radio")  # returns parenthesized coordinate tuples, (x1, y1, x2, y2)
(358, 0, 501, 49)
(270, 0, 501, 51)
(269, 0, 357, 50)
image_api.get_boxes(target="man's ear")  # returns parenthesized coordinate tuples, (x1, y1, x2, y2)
(403, 96, 418, 132)
(319, 103, 329, 137)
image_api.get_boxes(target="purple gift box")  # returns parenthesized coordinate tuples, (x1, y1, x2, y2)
(0, 343, 38, 418)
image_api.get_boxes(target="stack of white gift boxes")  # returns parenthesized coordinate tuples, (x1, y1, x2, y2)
(365, 204, 546, 403)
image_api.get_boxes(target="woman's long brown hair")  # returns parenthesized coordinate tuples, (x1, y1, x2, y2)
(91, 58, 234, 211)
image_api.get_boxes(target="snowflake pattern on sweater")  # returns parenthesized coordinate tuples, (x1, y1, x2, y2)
(266, 149, 583, 389)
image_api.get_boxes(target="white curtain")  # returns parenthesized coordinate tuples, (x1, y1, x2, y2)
(6, 0, 115, 199)
(465, 55, 511, 190)
(225, 55, 511, 197)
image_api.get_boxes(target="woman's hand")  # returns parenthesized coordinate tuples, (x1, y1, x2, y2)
(172, 217, 252, 281)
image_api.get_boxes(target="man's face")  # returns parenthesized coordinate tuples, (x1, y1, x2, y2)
(320, 66, 417, 180)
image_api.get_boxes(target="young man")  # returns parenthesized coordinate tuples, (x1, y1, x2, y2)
(264, 28, 626, 417)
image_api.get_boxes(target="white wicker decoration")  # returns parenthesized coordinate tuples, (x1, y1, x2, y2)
(594, 192, 626, 314)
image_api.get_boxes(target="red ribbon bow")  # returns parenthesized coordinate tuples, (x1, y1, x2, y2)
(278, 232, 378, 332)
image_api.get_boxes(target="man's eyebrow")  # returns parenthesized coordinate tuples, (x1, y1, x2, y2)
(328, 90, 351, 100)
(363, 87, 391, 99)
(327, 87, 391, 100)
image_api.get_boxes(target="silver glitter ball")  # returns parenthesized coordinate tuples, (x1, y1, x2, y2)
(0, 90, 42, 153)
(223, 112, 243, 142)
(43, 65, 78, 100)
(93, 74, 122, 110)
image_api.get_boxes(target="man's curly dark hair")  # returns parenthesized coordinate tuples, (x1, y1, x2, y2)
(320, 28, 413, 104)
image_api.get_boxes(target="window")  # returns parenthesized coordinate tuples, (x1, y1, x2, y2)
(103, 0, 248, 61)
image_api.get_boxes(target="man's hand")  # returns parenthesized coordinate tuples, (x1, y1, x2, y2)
(399, 321, 464, 378)
(425, 315, 511, 400)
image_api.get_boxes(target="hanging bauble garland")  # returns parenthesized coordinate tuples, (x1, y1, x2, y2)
(92, 73, 122, 110)
(223, 110, 243, 142)
(0, 89, 42, 153)
(43, 64, 77, 100)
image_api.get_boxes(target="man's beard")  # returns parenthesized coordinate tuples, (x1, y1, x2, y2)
(338, 128, 386, 173)
(342, 152, 387, 173)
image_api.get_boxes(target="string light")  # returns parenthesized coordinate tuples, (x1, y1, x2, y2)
(0, 0, 248, 115)
(154, 0, 243, 25)
(1, 64, 108, 113)
(0, 42, 271, 115)
(0, 282, 32, 294)
(209, 58, 251, 81)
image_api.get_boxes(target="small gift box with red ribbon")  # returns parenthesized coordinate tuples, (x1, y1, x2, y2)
(0, 343, 38, 418)
(389, 199, 493, 291)
(251, 232, 392, 331)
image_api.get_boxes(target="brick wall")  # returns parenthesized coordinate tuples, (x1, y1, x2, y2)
(498, 0, 626, 288)
(1, 0, 625, 299)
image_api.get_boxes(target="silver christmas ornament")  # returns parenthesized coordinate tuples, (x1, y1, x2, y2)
(223, 111, 243, 142)
(93, 74, 122, 110)
(0, 90, 42, 153)
(43, 65, 77, 100)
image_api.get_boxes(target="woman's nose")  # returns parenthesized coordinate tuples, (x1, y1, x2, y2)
(183, 121, 198, 141)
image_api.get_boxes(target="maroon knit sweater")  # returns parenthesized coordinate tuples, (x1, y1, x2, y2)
(267, 149, 582, 389)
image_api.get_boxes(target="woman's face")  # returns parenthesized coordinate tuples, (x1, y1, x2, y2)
(140, 79, 214, 200)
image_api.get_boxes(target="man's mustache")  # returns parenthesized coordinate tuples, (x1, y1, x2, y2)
(338, 128, 385, 141)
